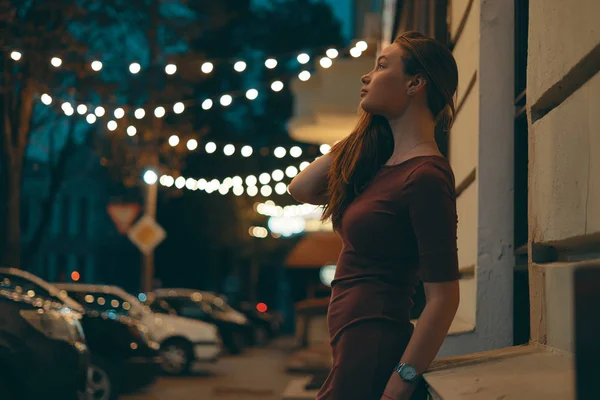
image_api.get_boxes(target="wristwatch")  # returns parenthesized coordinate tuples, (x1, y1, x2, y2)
(395, 363, 420, 383)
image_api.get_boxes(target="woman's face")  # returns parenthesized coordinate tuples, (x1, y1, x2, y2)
(360, 43, 412, 119)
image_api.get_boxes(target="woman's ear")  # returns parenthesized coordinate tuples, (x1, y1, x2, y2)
(407, 73, 427, 94)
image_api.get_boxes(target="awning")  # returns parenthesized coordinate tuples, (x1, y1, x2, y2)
(285, 231, 343, 268)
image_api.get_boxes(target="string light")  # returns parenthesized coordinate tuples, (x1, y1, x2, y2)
(94, 106, 105, 117)
(51, 57, 62, 67)
(300, 161, 310, 171)
(107, 120, 118, 131)
(275, 182, 287, 194)
(201, 62, 214, 74)
(127, 126, 137, 136)
(241, 145, 253, 157)
(205, 142, 217, 153)
(134, 108, 145, 119)
(297, 53, 310, 64)
(247, 186, 258, 197)
(272, 169, 284, 181)
(350, 47, 362, 58)
(245, 175, 257, 186)
(234, 61, 247, 72)
(274, 147, 286, 158)
(298, 71, 311, 81)
(220, 95, 232, 106)
(326, 48, 339, 59)
(261, 185, 273, 197)
(41, 94, 52, 105)
(186, 178, 196, 190)
(197, 179, 207, 190)
(187, 139, 198, 150)
(175, 176, 185, 189)
(154, 106, 166, 118)
(91, 61, 103, 71)
(290, 146, 302, 158)
(86, 114, 97, 124)
(285, 166, 298, 178)
(173, 102, 185, 114)
(246, 89, 258, 100)
(76, 104, 87, 115)
(356, 40, 368, 51)
(129, 62, 141, 74)
(64, 107, 74, 116)
(320, 144, 331, 154)
(320, 57, 333, 68)
(165, 64, 177, 75)
(265, 58, 277, 69)
(223, 144, 235, 156)
(202, 99, 213, 110)
(232, 176, 243, 186)
(233, 186, 244, 196)
(168, 135, 179, 147)
(114, 108, 125, 119)
(271, 81, 284, 92)
(10, 51, 22, 61)
(259, 173, 271, 185)
(143, 170, 158, 185)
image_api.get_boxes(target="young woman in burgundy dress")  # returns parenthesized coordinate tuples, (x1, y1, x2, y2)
(289, 31, 460, 400)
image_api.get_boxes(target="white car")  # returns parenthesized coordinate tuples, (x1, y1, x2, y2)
(55, 284, 222, 375)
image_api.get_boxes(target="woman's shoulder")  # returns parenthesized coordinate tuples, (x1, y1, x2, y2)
(404, 156, 456, 195)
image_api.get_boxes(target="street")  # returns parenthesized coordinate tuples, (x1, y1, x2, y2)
(123, 337, 299, 400)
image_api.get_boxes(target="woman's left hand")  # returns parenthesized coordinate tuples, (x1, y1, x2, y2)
(380, 372, 417, 400)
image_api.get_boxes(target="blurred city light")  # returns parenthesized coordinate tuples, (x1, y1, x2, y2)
(271, 81, 284, 92)
(234, 61, 247, 72)
(223, 144, 235, 156)
(165, 63, 177, 75)
(11, 51, 22, 61)
(202, 99, 213, 110)
(143, 170, 158, 185)
(298, 71, 311, 81)
(205, 141, 217, 153)
(154, 106, 166, 118)
(129, 62, 141, 74)
(326, 48, 339, 59)
(41, 94, 52, 105)
(71, 271, 80, 282)
(272, 169, 284, 181)
(265, 58, 277, 69)
(246, 89, 259, 100)
(168, 135, 180, 147)
(95, 106, 105, 117)
(77, 104, 87, 115)
(201, 62, 214, 74)
(320, 265, 336, 287)
(320, 144, 331, 154)
(173, 102, 185, 114)
(256, 303, 268, 312)
(51, 57, 62, 67)
(127, 126, 137, 136)
(241, 145, 253, 157)
(356, 40, 368, 51)
(220, 95, 233, 106)
(187, 139, 198, 150)
(114, 108, 125, 119)
(297, 53, 310, 64)
(320, 57, 333, 68)
(134, 108, 145, 119)
(274, 147, 286, 158)
(290, 146, 302, 158)
(91, 60, 102, 71)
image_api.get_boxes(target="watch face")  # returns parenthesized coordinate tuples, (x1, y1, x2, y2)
(399, 364, 418, 382)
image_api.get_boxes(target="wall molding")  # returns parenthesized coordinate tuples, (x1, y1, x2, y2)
(450, 0, 475, 49)
(456, 71, 478, 116)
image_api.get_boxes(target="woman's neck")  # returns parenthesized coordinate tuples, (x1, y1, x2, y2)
(386, 106, 439, 161)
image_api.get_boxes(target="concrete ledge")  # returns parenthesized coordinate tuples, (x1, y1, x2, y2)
(424, 345, 574, 399)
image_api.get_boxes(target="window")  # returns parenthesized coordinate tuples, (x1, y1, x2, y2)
(60, 198, 70, 236)
(21, 198, 30, 236)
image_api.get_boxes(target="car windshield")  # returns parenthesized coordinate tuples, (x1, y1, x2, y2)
(0, 272, 83, 311)
(62, 290, 139, 319)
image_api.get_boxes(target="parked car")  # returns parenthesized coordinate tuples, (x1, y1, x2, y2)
(0, 268, 161, 400)
(148, 289, 250, 354)
(0, 271, 88, 400)
(56, 284, 222, 375)
(237, 301, 284, 344)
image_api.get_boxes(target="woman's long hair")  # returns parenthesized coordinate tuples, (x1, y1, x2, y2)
(321, 31, 459, 230)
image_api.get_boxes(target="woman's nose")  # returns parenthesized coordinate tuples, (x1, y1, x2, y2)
(361, 73, 370, 85)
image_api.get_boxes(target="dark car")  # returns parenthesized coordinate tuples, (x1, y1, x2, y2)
(59, 287, 162, 400)
(237, 301, 283, 345)
(147, 289, 251, 354)
(0, 274, 89, 400)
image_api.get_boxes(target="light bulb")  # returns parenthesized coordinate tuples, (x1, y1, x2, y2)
(51, 57, 62, 67)
(261, 186, 272, 197)
(134, 108, 145, 119)
(202, 99, 213, 110)
(297, 53, 310, 64)
(241, 145, 253, 157)
(223, 144, 235, 156)
(246, 89, 258, 100)
(234, 61, 247, 72)
(86, 114, 97, 124)
(77, 104, 87, 115)
(247, 186, 258, 197)
(165, 64, 177, 75)
(271, 81, 284, 92)
(290, 146, 302, 158)
(272, 169, 284, 181)
(356, 40, 368, 51)
(187, 139, 198, 151)
(350, 47, 362, 58)
(326, 48, 339, 59)
(91, 61, 102, 71)
(233, 186, 244, 196)
(265, 58, 277, 69)
(205, 142, 217, 153)
(129, 62, 141, 74)
(220, 95, 232, 106)
(168, 135, 179, 147)
(10, 51, 22, 61)
(107, 121, 117, 131)
(64, 107, 74, 116)
(127, 126, 137, 136)
(299, 161, 310, 171)
(275, 182, 287, 194)
(175, 176, 185, 189)
(286, 166, 298, 178)
(41, 94, 52, 105)
(320, 144, 331, 154)
(143, 170, 158, 185)
(114, 108, 125, 119)
(298, 71, 311, 81)
(259, 173, 271, 185)
(173, 102, 185, 114)
(201, 62, 214, 74)
(154, 106, 165, 118)
(94, 106, 105, 117)
(320, 57, 333, 68)
(245, 175, 257, 186)
(273, 147, 286, 158)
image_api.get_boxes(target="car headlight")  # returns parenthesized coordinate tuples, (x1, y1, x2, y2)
(20, 308, 85, 344)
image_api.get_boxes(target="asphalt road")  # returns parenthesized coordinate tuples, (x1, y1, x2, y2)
(123, 336, 299, 400)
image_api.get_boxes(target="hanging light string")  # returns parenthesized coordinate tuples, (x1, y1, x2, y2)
(5, 40, 368, 78)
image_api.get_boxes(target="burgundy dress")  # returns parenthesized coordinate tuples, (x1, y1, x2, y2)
(316, 156, 459, 400)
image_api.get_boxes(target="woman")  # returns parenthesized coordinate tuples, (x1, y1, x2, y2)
(288, 31, 460, 400)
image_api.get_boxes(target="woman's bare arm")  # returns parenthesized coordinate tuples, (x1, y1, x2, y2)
(288, 153, 333, 205)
